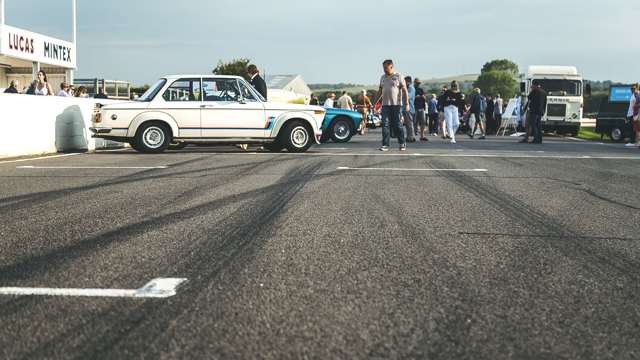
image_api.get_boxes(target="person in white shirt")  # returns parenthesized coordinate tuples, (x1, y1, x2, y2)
(337, 91, 353, 110)
(324, 93, 336, 108)
(625, 84, 638, 147)
(56, 83, 72, 97)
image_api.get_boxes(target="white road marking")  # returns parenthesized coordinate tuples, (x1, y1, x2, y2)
(337, 167, 488, 172)
(0, 278, 187, 299)
(17, 165, 168, 169)
(229, 152, 640, 160)
(0, 153, 81, 165)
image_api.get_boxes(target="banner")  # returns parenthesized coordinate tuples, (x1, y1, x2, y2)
(0, 24, 76, 68)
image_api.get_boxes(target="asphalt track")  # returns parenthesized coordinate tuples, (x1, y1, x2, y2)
(1, 132, 639, 359)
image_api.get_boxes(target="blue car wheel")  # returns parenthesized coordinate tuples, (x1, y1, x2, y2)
(330, 117, 354, 143)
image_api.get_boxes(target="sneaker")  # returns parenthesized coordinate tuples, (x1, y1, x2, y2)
(468, 133, 474, 139)
(625, 143, 636, 147)
(479, 135, 486, 140)
(379, 146, 389, 152)
(400, 144, 407, 151)
(450, 139, 457, 144)
(420, 137, 429, 142)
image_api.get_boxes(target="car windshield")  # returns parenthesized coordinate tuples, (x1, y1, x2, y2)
(535, 79, 582, 96)
(137, 79, 167, 102)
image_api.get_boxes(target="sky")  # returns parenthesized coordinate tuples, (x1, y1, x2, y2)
(4, 0, 640, 86)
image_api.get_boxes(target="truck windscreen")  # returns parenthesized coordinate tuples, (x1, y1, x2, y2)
(536, 79, 582, 96)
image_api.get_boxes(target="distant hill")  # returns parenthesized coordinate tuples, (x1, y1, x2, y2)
(309, 74, 480, 94)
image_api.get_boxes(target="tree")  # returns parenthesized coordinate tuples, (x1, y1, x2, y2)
(480, 59, 519, 77)
(474, 59, 519, 99)
(474, 71, 518, 99)
(212, 58, 251, 79)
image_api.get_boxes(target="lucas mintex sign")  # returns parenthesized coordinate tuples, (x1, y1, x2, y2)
(0, 24, 76, 69)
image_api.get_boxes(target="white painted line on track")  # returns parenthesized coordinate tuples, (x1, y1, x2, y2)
(227, 152, 640, 160)
(0, 153, 81, 165)
(0, 278, 187, 299)
(337, 167, 488, 172)
(17, 165, 168, 169)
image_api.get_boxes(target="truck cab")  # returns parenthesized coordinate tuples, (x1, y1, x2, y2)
(520, 65, 583, 136)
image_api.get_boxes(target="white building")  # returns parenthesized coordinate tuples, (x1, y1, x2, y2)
(265, 74, 312, 104)
(0, 0, 76, 92)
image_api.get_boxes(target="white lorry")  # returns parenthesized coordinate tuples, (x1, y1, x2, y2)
(520, 66, 583, 136)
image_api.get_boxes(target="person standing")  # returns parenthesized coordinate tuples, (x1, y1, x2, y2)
(33, 70, 54, 96)
(57, 83, 72, 97)
(494, 94, 504, 129)
(247, 64, 267, 100)
(528, 80, 548, 144)
(413, 78, 424, 136)
(443, 81, 464, 144)
(625, 84, 639, 147)
(414, 82, 428, 141)
(428, 94, 439, 136)
(337, 91, 354, 110)
(403, 76, 417, 142)
(3, 80, 19, 94)
(437, 86, 449, 139)
(632, 85, 640, 148)
(309, 93, 319, 106)
(356, 90, 372, 135)
(324, 93, 336, 108)
(468, 88, 486, 139)
(485, 95, 495, 134)
(375, 59, 410, 151)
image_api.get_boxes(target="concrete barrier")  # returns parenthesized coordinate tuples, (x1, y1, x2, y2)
(0, 94, 125, 158)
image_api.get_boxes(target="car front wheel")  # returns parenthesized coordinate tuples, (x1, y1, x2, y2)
(330, 117, 354, 143)
(134, 122, 171, 153)
(282, 121, 313, 153)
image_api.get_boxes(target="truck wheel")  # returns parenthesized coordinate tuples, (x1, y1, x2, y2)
(330, 117, 354, 143)
(609, 128, 624, 142)
(168, 141, 188, 150)
(282, 120, 313, 153)
(134, 122, 171, 153)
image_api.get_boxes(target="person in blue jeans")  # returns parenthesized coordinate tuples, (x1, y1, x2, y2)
(375, 59, 410, 152)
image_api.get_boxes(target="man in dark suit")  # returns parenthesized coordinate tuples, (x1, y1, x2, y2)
(247, 64, 267, 100)
(528, 80, 548, 144)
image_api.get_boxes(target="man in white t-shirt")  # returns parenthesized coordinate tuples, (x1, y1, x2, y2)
(337, 91, 353, 110)
(324, 93, 336, 108)
(625, 84, 638, 147)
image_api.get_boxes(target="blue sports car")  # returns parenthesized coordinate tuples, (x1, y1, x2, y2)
(320, 108, 363, 143)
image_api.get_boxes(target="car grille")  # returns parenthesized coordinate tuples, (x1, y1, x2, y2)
(547, 104, 567, 118)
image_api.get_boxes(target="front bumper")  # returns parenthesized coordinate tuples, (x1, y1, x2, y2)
(90, 127, 113, 134)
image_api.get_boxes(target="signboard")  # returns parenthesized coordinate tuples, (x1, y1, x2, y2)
(609, 86, 632, 103)
(0, 24, 75, 69)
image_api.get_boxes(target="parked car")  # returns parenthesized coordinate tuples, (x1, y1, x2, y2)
(90, 75, 326, 153)
(595, 84, 635, 142)
(320, 107, 363, 143)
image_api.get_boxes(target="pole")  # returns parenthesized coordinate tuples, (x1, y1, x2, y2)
(66, 0, 77, 84)
(0, 0, 5, 25)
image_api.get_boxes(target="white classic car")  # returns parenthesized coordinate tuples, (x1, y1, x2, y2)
(90, 75, 326, 153)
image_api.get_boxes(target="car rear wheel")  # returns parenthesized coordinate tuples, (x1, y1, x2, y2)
(609, 127, 624, 142)
(282, 120, 313, 153)
(330, 117, 354, 143)
(134, 122, 171, 153)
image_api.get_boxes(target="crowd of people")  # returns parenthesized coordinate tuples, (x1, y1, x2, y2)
(3, 70, 100, 99)
(313, 60, 640, 150)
